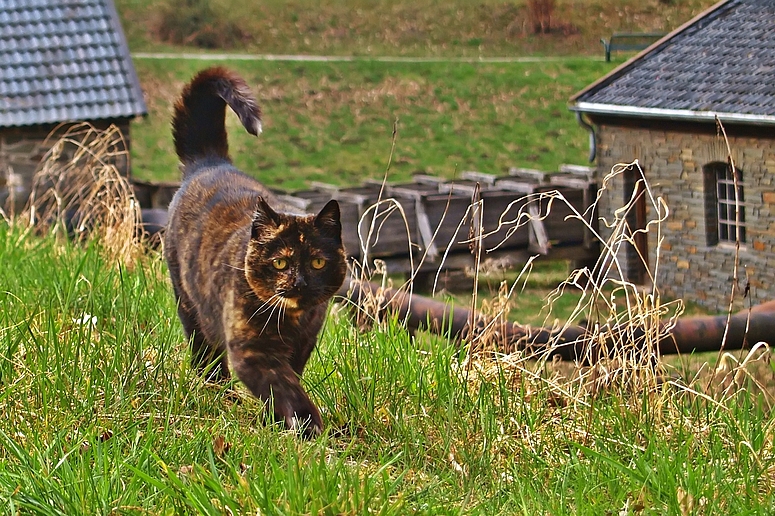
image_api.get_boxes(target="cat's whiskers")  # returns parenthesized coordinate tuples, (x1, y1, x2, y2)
(259, 300, 284, 336)
(250, 290, 293, 336)
(276, 303, 286, 336)
(257, 305, 275, 335)
(249, 293, 283, 322)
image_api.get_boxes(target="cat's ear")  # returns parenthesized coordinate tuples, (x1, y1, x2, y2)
(252, 197, 280, 238)
(314, 199, 342, 240)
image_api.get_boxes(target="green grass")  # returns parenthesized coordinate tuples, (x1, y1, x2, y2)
(130, 57, 614, 190)
(2, 224, 775, 514)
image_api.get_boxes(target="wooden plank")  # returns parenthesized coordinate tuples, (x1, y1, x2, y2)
(508, 167, 546, 183)
(461, 170, 498, 185)
(480, 190, 530, 251)
(495, 178, 541, 195)
(372, 243, 599, 277)
(414, 197, 440, 260)
(558, 163, 595, 178)
(527, 203, 549, 255)
(337, 183, 421, 260)
(412, 174, 446, 186)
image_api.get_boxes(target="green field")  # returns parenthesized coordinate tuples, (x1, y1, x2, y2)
(129, 57, 614, 190)
(122, 0, 717, 189)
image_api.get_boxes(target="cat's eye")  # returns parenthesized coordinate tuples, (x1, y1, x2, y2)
(311, 258, 326, 270)
(272, 258, 289, 270)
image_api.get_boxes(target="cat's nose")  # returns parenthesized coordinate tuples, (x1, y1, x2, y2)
(294, 274, 307, 288)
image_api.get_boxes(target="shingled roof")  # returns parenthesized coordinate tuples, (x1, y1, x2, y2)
(0, 0, 147, 127)
(571, 0, 775, 126)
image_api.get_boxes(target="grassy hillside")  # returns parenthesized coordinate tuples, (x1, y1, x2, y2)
(116, 0, 718, 57)
(119, 0, 718, 188)
(120, 0, 717, 188)
(129, 57, 613, 189)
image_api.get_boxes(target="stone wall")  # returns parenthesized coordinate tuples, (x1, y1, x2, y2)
(594, 121, 775, 313)
(0, 119, 131, 212)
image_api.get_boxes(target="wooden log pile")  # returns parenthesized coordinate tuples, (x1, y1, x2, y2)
(131, 165, 600, 276)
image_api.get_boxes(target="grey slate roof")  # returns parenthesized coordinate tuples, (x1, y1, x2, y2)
(571, 0, 775, 126)
(0, 0, 147, 127)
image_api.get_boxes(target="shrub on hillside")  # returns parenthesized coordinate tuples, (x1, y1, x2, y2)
(528, 0, 555, 34)
(152, 0, 251, 49)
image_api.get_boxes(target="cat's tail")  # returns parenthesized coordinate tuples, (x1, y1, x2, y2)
(172, 66, 262, 170)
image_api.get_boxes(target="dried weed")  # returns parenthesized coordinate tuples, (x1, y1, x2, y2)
(19, 123, 145, 268)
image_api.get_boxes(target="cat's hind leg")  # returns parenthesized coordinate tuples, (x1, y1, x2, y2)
(176, 302, 230, 383)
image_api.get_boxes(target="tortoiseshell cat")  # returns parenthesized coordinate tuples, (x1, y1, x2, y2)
(164, 67, 347, 437)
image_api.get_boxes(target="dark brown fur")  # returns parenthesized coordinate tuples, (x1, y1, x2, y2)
(164, 67, 347, 437)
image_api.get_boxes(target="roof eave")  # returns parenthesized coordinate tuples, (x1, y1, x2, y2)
(571, 102, 775, 127)
(0, 112, 147, 129)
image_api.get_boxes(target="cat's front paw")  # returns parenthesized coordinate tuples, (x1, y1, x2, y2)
(287, 411, 322, 440)
(274, 395, 323, 439)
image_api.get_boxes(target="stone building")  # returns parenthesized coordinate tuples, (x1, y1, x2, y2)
(570, 0, 775, 313)
(0, 0, 147, 210)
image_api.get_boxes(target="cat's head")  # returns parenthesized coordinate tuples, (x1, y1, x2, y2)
(244, 197, 347, 311)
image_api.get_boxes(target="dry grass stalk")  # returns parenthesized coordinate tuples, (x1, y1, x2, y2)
(345, 157, 672, 400)
(458, 159, 679, 404)
(695, 118, 775, 406)
(19, 123, 144, 267)
(713, 117, 747, 362)
(344, 123, 768, 415)
(478, 154, 769, 411)
(345, 118, 414, 331)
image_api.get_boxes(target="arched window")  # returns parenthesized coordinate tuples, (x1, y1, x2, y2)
(703, 162, 745, 245)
